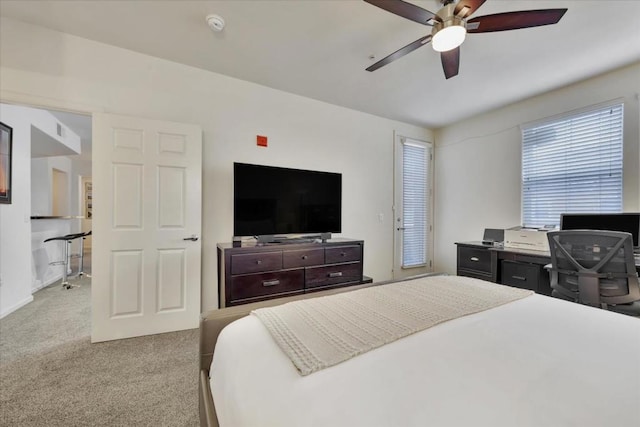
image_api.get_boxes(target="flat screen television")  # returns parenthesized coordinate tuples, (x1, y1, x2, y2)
(234, 163, 342, 238)
(560, 213, 640, 248)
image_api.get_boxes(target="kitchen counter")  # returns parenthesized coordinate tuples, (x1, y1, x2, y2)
(31, 216, 85, 220)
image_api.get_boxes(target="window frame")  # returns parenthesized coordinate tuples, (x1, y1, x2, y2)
(520, 100, 624, 228)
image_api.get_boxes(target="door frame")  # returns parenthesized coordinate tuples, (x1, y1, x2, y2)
(0, 93, 99, 314)
(0, 92, 204, 340)
(392, 133, 434, 280)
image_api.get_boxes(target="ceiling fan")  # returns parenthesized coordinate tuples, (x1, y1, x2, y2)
(364, 0, 567, 79)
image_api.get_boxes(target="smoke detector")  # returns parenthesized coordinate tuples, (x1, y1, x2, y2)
(206, 14, 225, 32)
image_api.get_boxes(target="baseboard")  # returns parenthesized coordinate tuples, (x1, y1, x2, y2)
(0, 295, 34, 319)
(31, 273, 63, 293)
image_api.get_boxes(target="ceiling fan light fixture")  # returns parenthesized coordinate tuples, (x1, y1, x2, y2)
(432, 23, 466, 52)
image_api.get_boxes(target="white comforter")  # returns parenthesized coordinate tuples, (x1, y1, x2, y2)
(210, 293, 640, 427)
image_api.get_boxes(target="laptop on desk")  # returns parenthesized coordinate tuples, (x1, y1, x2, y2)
(482, 228, 504, 246)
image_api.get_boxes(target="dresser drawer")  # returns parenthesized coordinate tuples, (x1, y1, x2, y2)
(306, 262, 361, 289)
(230, 269, 304, 302)
(325, 245, 361, 264)
(457, 246, 493, 274)
(501, 260, 539, 291)
(282, 248, 325, 269)
(231, 251, 282, 275)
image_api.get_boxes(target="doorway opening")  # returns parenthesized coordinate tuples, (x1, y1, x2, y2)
(0, 102, 92, 317)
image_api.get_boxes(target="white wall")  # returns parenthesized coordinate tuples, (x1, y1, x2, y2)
(0, 104, 33, 317)
(0, 17, 432, 311)
(31, 218, 72, 291)
(30, 157, 50, 216)
(31, 156, 74, 216)
(433, 62, 640, 274)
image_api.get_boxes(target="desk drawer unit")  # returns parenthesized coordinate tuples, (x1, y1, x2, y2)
(501, 260, 539, 291)
(456, 244, 497, 282)
(458, 246, 492, 273)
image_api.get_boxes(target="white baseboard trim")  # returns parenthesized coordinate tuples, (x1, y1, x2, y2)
(0, 295, 34, 319)
(31, 273, 63, 293)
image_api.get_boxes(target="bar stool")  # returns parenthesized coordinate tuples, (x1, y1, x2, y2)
(43, 230, 91, 289)
(76, 230, 91, 279)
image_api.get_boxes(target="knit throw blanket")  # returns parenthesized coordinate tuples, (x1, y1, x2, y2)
(252, 275, 533, 375)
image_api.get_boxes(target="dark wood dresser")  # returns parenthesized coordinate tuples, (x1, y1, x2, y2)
(217, 238, 371, 308)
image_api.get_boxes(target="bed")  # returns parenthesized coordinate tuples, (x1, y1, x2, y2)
(199, 275, 640, 427)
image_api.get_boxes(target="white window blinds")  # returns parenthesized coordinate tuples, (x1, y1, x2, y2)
(402, 141, 430, 267)
(522, 103, 623, 228)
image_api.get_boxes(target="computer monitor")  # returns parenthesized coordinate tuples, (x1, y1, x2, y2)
(560, 213, 640, 248)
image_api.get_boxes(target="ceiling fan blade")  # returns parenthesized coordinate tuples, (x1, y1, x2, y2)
(366, 35, 433, 72)
(366, 35, 432, 72)
(467, 9, 568, 33)
(363, 0, 436, 26)
(441, 47, 460, 79)
(454, 0, 486, 18)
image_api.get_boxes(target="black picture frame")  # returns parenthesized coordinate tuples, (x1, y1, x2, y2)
(0, 122, 13, 204)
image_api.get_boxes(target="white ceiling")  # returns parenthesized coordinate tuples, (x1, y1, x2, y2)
(1, 0, 639, 129)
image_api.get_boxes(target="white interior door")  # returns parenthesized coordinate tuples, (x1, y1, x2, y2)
(393, 135, 433, 280)
(91, 113, 202, 342)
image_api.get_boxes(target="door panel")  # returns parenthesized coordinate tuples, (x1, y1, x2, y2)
(112, 164, 143, 228)
(157, 249, 186, 312)
(92, 112, 202, 342)
(111, 250, 143, 317)
(158, 166, 186, 227)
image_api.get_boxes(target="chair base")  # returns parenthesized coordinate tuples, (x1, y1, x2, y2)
(608, 301, 640, 317)
(553, 289, 640, 316)
(61, 271, 90, 290)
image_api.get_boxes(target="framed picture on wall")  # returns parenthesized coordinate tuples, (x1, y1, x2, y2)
(85, 181, 92, 218)
(0, 122, 12, 204)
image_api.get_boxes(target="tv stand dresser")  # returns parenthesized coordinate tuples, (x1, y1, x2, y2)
(217, 238, 372, 308)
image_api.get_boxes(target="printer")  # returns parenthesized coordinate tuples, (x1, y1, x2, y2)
(503, 226, 552, 252)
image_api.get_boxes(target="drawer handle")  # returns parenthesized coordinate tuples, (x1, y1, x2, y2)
(262, 280, 280, 287)
(470, 257, 479, 262)
(512, 275, 527, 281)
(340, 252, 346, 257)
(328, 272, 343, 278)
(302, 255, 308, 260)
(256, 260, 262, 265)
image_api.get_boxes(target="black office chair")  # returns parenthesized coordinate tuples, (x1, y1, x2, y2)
(546, 230, 640, 316)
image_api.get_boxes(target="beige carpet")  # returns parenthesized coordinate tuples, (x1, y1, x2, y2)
(0, 276, 199, 426)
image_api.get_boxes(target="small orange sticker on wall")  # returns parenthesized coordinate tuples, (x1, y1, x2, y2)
(257, 135, 268, 147)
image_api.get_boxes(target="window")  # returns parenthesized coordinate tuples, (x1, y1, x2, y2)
(521, 103, 623, 228)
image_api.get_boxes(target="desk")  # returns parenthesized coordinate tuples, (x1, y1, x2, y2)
(455, 241, 640, 296)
